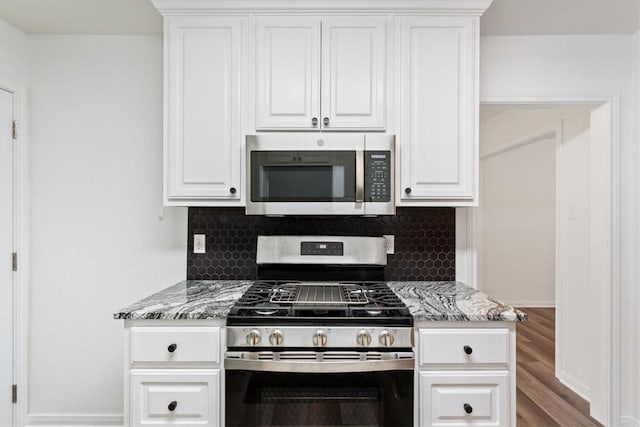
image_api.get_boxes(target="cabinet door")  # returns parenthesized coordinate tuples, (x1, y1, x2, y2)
(321, 17, 387, 130)
(419, 371, 509, 426)
(397, 17, 477, 202)
(165, 17, 244, 203)
(131, 369, 220, 426)
(255, 18, 321, 130)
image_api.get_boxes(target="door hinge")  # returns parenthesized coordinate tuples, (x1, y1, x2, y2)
(12, 384, 17, 404)
(12, 252, 17, 271)
(12, 120, 17, 140)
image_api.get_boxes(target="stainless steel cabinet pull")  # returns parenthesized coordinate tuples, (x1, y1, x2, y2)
(311, 117, 318, 126)
(323, 117, 330, 126)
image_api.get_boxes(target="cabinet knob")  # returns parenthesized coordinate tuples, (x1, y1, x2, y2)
(229, 187, 236, 194)
(167, 343, 177, 353)
(404, 187, 412, 194)
(463, 345, 473, 355)
(168, 401, 178, 412)
(323, 117, 330, 126)
(311, 117, 318, 126)
(463, 403, 473, 414)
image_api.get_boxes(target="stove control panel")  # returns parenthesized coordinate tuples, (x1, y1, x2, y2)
(228, 326, 412, 349)
(300, 241, 344, 256)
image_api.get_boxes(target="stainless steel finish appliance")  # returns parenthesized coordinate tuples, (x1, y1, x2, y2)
(225, 235, 413, 427)
(246, 134, 395, 216)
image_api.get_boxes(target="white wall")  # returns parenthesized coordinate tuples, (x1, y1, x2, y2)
(28, 36, 187, 421)
(0, 18, 31, 427)
(478, 109, 590, 310)
(478, 129, 557, 307)
(480, 35, 638, 424)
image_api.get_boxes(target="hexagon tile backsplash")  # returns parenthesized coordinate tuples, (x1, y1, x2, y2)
(187, 207, 455, 281)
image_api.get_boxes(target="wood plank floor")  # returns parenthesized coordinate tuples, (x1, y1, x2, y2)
(516, 308, 603, 427)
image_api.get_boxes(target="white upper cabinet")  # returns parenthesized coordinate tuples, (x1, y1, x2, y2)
(255, 18, 321, 130)
(165, 16, 245, 204)
(396, 16, 478, 204)
(321, 17, 387, 130)
(255, 16, 387, 131)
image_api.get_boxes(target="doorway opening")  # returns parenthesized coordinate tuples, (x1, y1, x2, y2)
(466, 102, 616, 425)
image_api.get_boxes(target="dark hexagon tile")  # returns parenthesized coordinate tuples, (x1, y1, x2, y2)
(187, 207, 455, 281)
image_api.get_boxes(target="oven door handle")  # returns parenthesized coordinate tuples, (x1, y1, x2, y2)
(225, 354, 414, 373)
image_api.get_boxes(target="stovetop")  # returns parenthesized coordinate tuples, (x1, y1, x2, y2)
(226, 281, 413, 326)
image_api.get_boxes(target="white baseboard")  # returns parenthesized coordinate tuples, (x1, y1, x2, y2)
(501, 300, 555, 308)
(620, 415, 640, 426)
(557, 370, 590, 402)
(28, 413, 123, 426)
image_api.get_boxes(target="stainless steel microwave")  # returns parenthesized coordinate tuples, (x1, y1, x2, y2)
(246, 134, 395, 215)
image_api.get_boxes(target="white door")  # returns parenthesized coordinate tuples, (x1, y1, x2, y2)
(397, 17, 476, 202)
(255, 18, 321, 130)
(165, 17, 244, 202)
(0, 88, 15, 426)
(321, 17, 387, 130)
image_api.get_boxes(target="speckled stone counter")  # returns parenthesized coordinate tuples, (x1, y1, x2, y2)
(387, 281, 527, 322)
(114, 280, 525, 322)
(113, 280, 254, 320)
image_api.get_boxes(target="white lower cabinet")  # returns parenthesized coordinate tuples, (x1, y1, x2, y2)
(131, 369, 220, 426)
(124, 322, 224, 427)
(419, 371, 508, 426)
(416, 324, 516, 427)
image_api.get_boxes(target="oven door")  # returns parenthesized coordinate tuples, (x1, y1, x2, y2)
(225, 351, 413, 427)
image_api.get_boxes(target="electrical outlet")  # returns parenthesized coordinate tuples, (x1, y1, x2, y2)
(383, 235, 395, 254)
(194, 234, 206, 254)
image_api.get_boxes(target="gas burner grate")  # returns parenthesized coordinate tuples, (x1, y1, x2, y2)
(269, 283, 369, 305)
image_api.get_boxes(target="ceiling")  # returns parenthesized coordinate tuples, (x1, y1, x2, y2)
(0, 0, 638, 35)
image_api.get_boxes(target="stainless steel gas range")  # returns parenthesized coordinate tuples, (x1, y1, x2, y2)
(225, 236, 414, 427)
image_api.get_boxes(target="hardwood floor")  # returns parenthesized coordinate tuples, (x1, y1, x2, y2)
(516, 307, 603, 427)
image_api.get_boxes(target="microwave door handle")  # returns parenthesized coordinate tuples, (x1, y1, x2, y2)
(356, 151, 364, 203)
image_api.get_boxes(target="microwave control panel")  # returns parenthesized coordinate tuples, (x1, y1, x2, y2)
(365, 151, 391, 202)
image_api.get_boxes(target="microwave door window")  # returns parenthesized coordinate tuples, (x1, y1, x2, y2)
(264, 165, 334, 201)
(251, 151, 356, 202)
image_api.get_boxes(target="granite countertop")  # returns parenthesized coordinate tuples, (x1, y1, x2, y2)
(114, 280, 525, 322)
(388, 281, 527, 322)
(113, 280, 253, 320)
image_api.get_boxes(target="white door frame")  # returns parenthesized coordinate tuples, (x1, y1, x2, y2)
(0, 86, 16, 427)
(0, 84, 27, 427)
(457, 95, 621, 426)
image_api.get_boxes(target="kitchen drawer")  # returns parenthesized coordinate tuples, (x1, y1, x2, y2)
(130, 369, 220, 426)
(130, 327, 220, 364)
(419, 371, 508, 426)
(419, 328, 509, 366)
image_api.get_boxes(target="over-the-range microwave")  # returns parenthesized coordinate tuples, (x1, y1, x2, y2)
(246, 134, 395, 216)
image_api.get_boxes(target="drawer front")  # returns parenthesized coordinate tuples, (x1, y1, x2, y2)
(131, 369, 220, 426)
(419, 328, 509, 366)
(419, 371, 508, 426)
(130, 327, 220, 364)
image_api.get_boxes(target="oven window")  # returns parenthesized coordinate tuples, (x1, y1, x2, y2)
(251, 151, 356, 202)
(226, 371, 413, 427)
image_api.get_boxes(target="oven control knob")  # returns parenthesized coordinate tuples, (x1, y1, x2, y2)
(379, 330, 395, 347)
(357, 330, 372, 347)
(269, 330, 284, 346)
(246, 329, 261, 346)
(312, 330, 328, 347)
